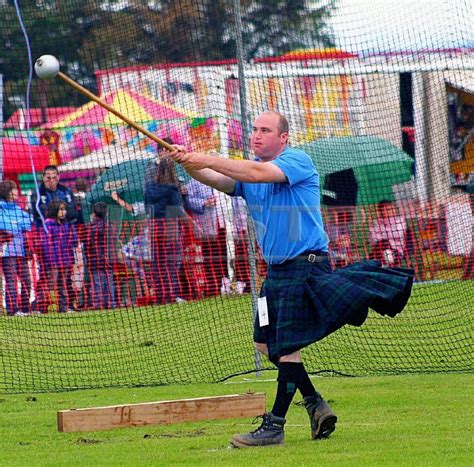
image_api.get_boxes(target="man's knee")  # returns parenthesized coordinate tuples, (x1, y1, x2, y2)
(254, 342, 268, 356)
(279, 351, 301, 363)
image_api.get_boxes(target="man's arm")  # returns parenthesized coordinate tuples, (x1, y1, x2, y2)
(61, 186, 79, 224)
(30, 191, 43, 225)
(111, 191, 145, 216)
(184, 167, 236, 194)
(204, 156, 286, 184)
(171, 152, 287, 192)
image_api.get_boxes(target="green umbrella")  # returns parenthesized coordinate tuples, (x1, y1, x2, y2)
(86, 158, 153, 222)
(296, 136, 414, 205)
(88, 158, 153, 203)
(86, 158, 190, 221)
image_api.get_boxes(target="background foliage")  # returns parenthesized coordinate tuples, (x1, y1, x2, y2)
(0, 0, 335, 118)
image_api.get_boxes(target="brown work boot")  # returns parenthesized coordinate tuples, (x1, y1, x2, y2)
(230, 413, 285, 448)
(303, 393, 337, 439)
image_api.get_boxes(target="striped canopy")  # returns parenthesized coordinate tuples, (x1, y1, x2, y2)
(45, 89, 195, 129)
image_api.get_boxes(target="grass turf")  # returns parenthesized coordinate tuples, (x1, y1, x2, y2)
(0, 280, 472, 392)
(0, 373, 472, 466)
(0, 280, 472, 464)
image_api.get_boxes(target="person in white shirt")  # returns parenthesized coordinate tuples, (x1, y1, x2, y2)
(185, 179, 228, 296)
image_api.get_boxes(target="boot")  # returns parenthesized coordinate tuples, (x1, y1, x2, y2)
(303, 393, 337, 440)
(230, 413, 285, 448)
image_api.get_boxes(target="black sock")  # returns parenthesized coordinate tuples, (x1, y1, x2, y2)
(298, 364, 317, 398)
(271, 362, 301, 418)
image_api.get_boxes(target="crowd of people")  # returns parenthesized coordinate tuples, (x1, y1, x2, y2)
(0, 133, 470, 317)
(0, 151, 252, 316)
(0, 111, 466, 449)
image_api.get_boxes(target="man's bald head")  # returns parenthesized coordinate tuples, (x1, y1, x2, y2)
(259, 111, 289, 135)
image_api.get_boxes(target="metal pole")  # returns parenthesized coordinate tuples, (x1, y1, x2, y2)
(232, 0, 262, 375)
(412, 73, 429, 203)
(232, 0, 251, 158)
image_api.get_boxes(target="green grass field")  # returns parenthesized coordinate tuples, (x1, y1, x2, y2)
(1, 280, 472, 392)
(0, 373, 472, 466)
(0, 280, 472, 465)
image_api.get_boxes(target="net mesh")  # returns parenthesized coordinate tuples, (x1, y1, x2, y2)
(0, 0, 472, 393)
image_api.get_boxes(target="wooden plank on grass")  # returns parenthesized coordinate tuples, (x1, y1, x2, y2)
(57, 393, 266, 432)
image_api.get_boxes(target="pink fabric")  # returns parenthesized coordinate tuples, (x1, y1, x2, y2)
(369, 215, 407, 255)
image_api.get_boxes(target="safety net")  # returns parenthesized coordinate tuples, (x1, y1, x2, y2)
(0, 0, 472, 393)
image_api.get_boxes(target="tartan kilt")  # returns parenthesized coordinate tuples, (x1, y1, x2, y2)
(253, 258, 414, 364)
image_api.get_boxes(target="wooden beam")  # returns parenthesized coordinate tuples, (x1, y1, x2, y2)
(57, 393, 266, 433)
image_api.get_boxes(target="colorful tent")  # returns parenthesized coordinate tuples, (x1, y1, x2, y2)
(59, 144, 152, 172)
(46, 89, 195, 129)
(2, 138, 50, 176)
(5, 107, 76, 129)
(42, 89, 197, 163)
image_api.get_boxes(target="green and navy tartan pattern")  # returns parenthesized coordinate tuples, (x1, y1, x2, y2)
(254, 259, 414, 364)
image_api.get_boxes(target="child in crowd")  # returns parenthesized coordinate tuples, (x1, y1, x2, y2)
(84, 202, 119, 310)
(326, 210, 354, 268)
(121, 226, 153, 305)
(37, 200, 78, 313)
(0, 180, 33, 316)
(369, 200, 407, 267)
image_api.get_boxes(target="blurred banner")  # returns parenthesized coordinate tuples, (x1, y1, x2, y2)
(447, 82, 474, 188)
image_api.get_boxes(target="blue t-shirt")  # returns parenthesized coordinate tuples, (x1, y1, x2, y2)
(232, 146, 328, 264)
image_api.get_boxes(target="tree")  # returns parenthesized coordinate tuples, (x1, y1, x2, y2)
(240, 0, 336, 60)
(0, 0, 107, 119)
(0, 0, 336, 121)
(93, 0, 336, 63)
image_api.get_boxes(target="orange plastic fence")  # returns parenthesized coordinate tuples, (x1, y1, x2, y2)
(3, 196, 472, 314)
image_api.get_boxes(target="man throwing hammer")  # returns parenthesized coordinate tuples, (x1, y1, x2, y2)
(170, 111, 414, 448)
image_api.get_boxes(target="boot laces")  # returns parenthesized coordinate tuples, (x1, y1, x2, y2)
(252, 413, 284, 434)
(251, 414, 265, 425)
(250, 414, 266, 433)
(250, 414, 280, 434)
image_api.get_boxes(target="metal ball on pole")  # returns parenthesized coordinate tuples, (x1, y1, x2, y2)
(34, 55, 175, 152)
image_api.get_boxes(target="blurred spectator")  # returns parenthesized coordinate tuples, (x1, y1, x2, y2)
(326, 209, 354, 268)
(369, 200, 407, 267)
(72, 177, 91, 309)
(0, 180, 33, 317)
(84, 202, 119, 309)
(185, 179, 228, 296)
(232, 196, 251, 294)
(112, 156, 190, 304)
(30, 166, 80, 313)
(36, 200, 78, 313)
(144, 156, 191, 304)
(462, 181, 474, 279)
(449, 103, 474, 162)
(73, 177, 89, 225)
(30, 165, 79, 227)
(180, 231, 206, 300)
(144, 137, 174, 186)
(122, 226, 153, 305)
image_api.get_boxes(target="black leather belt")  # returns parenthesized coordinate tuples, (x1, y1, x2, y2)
(292, 250, 329, 263)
